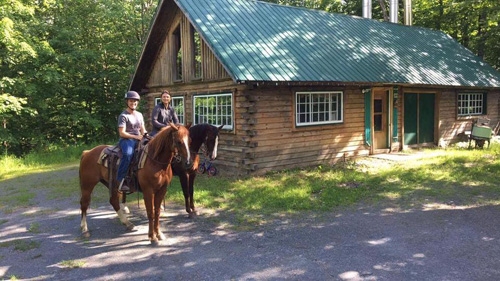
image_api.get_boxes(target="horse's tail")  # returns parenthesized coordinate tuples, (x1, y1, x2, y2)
(79, 150, 90, 183)
(80, 150, 90, 159)
(79, 150, 89, 164)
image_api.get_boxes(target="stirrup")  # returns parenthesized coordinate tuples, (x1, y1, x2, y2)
(118, 179, 130, 192)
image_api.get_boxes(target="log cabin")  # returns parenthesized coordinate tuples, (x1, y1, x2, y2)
(129, 0, 500, 176)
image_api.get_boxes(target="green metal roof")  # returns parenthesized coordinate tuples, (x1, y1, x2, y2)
(175, 0, 500, 88)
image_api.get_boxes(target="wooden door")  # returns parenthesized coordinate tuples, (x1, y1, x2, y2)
(373, 90, 388, 150)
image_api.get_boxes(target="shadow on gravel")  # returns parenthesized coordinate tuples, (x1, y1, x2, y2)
(2, 200, 500, 280)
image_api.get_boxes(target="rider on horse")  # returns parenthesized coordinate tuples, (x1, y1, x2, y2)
(150, 90, 179, 136)
(117, 91, 147, 192)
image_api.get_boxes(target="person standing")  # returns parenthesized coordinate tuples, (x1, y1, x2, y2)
(117, 91, 146, 192)
(150, 90, 179, 136)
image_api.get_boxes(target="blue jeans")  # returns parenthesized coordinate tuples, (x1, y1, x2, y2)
(117, 138, 138, 182)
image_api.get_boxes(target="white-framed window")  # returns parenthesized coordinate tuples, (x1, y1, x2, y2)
(296, 91, 343, 126)
(155, 96, 185, 124)
(458, 93, 486, 116)
(193, 93, 233, 129)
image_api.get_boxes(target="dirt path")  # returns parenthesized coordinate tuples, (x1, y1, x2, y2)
(2, 162, 500, 280)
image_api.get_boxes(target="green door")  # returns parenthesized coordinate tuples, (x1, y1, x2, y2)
(404, 94, 418, 145)
(419, 94, 435, 143)
(404, 93, 435, 145)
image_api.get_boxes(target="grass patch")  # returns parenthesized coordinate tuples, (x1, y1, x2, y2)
(45, 176, 80, 200)
(3, 141, 500, 227)
(164, 143, 500, 226)
(59, 259, 85, 268)
(0, 239, 41, 252)
(0, 141, 98, 181)
(28, 222, 41, 233)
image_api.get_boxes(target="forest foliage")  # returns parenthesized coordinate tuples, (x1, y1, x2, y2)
(1, 0, 499, 156)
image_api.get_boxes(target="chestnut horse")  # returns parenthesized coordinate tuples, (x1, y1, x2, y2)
(79, 124, 191, 245)
(122, 123, 223, 217)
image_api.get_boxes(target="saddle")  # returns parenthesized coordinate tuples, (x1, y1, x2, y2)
(98, 136, 151, 193)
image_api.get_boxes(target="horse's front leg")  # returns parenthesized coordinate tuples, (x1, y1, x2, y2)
(154, 188, 168, 241)
(179, 173, 192, 215)
(111, 189, 135, 231)
(142, 191, 158, 245)
(188, 172, 198, 217)
(120, 192, 130, 214)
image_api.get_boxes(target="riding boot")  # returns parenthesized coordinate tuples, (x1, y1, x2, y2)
(118, 178, 130, 192)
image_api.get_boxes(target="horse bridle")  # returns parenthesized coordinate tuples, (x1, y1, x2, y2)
(171, 132, 184, 163)
(201, 132, 216, 158)
(145, 133, 184, 167)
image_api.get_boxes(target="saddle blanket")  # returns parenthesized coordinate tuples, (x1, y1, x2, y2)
(97, 145, 148, 170)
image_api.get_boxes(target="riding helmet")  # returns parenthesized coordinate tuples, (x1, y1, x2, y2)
(124, 91, 140, 101)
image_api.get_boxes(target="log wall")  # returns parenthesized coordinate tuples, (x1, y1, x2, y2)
(233, 85, 370, 175)
(438, 90, 500, 146)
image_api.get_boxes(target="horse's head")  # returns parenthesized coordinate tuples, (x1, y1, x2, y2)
(170, 123, 191, 169)
(204, 124, 223, 161)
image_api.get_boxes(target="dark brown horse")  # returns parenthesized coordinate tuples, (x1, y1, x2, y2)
(79, 124, 191, 245)
(122, 123, 223, 218)
(174, 123, 223, 217)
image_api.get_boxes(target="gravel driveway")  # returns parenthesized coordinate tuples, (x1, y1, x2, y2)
(2, 162, 500, 280)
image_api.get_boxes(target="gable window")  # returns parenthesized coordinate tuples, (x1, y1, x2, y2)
(296, 91, 343, 126)
(191, 26, 202, 79)
(172, 24, 182, 81)
(458, 92, 486, 116)
(155, 96, 185, 124)
(194, 93, 232, 129)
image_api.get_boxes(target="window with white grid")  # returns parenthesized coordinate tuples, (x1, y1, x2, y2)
(155, 96, 184, 124)
(193, 93, 232, 129)
(457, 93, 486, 116)
(296, 91, 343, 126)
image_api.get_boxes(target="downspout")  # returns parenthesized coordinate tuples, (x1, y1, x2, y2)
(390, 0, 399, 151)
(364, 89, 372, 148)
(362, 1, 372, 149)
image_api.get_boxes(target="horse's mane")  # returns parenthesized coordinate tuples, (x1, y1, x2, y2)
(189, 123, 211, 141)
(148, 126, 175, 160)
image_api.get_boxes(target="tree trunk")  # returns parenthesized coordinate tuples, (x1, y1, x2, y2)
(476, 8, 487, 59)
(378, 0, 389, 21)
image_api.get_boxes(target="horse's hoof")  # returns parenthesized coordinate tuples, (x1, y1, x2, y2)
(126, 224, 136, 232)
(157, 232, 166, 241)
(188, 210, 198, 218)
(82, 231, 90, 238)
(150, 239, 160, 246)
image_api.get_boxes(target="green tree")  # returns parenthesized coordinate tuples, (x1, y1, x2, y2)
(0, 0, 45, 154)
(1, 0, 157, 155)
(413, 0, 500, 69)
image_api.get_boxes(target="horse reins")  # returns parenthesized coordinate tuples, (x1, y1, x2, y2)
(144, 134, 183, 167)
